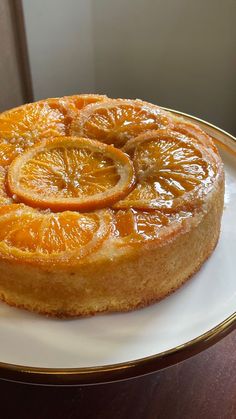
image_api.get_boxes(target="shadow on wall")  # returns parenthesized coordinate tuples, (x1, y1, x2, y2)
(91, 0, 236, 135)
(23, 0, 236, 134)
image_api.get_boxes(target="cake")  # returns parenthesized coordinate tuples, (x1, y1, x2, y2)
(0, 95, 224, 317)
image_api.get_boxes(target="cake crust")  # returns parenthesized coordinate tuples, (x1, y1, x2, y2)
(0, 169, 224, 317)
(0, 96, 225, 317)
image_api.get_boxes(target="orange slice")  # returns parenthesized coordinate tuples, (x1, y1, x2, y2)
(70, 99, 173, 147)
(0, 204, 111, 265)
(0, 168, 12, 204)
(7, 137, 135, 211)
(0, 96, 107, 156)
(0, 101, 66, 165)
(114, 208, 170, 244)
(50, 93, 108, 114)
(172, 119, 219, 154)
(0, 142, 23, 167)
(46, 94, 108, 130)
(115, 130, 217, 211)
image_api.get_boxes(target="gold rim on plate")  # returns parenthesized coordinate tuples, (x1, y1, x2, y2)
(0, 109, 235, 386)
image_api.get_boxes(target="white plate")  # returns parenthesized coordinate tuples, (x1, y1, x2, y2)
(0, 111, 235, 386)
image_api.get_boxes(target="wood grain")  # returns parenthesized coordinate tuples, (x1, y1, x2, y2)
(0, 330, 235, 419)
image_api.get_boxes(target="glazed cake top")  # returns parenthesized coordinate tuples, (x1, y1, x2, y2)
(0, 95, 223, 266)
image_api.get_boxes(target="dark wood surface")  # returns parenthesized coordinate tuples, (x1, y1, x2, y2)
(0, 330, 235, 419)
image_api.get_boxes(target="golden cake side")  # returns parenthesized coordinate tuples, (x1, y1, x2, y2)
(0, 96, 225, 317)
(0, 169, 224, 316)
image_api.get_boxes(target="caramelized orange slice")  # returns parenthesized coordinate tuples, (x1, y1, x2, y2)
(172, 119, 218, 154)
(114, 209, 170, 243)
(116, 130, 217, 211)
(50, 93, 108, 115)
(0, 168, 12, 204)
(7, 137, 135, 211)
(0, 142, 22, 167)
(0, 205, 110, 265)
(46, 94, 108, 131)
(0, 101, 66, 165)
(70, 99, 172, 147)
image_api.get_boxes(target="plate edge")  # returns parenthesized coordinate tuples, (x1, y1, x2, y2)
(0, 109, 235, 386)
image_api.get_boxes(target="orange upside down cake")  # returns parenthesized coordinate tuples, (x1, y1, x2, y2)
(0, 95, 224, 316)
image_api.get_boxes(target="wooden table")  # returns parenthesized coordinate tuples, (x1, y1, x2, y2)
(1, 330, 236, 419)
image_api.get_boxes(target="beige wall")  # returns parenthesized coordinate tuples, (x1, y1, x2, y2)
(23, 0, 95, 100)
(0, 0, 25, 111)
(23, 0, 236, 134)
